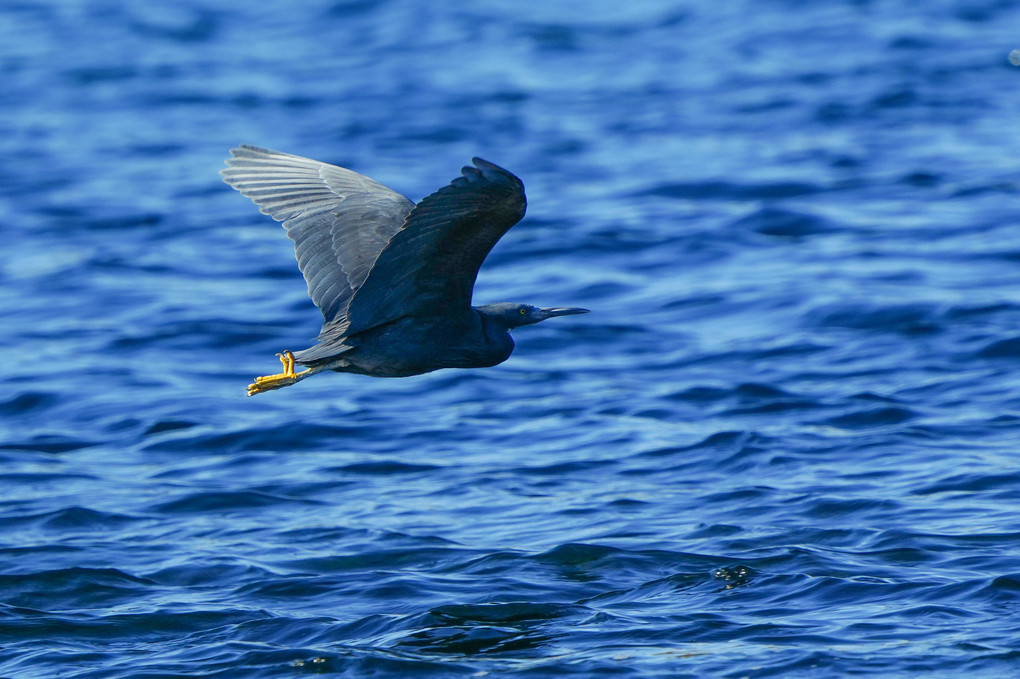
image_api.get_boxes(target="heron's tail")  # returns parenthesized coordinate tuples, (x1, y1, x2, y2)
(292, 342, 354, 367)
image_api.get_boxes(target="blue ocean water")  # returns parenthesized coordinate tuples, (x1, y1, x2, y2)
(3, 0, 1020, 676)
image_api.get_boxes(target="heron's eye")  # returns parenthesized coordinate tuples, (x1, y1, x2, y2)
(519, 308, 528, 315)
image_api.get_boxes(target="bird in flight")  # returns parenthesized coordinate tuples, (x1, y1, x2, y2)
(221, 146, 588, 395)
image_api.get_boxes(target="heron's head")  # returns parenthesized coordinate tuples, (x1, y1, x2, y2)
(478, 302, 590, 330)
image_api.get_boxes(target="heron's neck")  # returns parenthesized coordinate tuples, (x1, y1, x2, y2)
(476, 308, 517, 350)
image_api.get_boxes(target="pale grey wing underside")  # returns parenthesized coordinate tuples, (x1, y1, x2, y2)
(221, 145, 415, 323)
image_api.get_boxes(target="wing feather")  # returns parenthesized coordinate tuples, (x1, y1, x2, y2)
(345, 158, 526, 334)
(220, 145, 414, 322)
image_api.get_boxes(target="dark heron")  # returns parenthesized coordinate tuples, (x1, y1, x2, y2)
(221, 146, 589, 396)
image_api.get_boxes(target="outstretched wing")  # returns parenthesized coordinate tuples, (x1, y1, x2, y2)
(345, 158, 527, 335)
(221, 145, 414, 323)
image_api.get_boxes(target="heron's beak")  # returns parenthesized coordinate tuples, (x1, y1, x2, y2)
(539, 307, 590, 319)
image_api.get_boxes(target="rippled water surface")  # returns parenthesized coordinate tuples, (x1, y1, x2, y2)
(3, 1, 1020, 677)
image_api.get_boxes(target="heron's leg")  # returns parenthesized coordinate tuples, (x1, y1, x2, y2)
(247, 351, 317, 396)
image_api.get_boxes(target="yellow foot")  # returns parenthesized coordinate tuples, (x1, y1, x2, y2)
(247, 351, 311, 396)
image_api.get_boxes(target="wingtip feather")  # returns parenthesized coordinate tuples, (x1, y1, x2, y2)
(465, 157, 522, 188)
